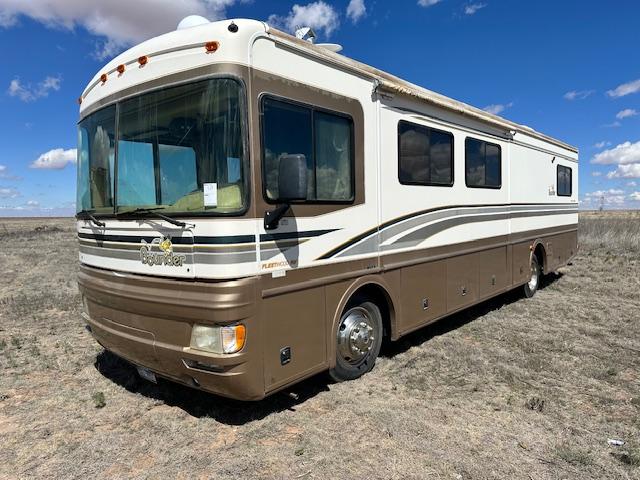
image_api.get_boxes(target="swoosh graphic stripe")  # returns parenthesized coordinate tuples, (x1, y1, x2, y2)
(78, 229, 337, 246)
(322, 204, 577, 259)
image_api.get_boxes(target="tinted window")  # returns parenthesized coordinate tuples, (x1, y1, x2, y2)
(315, 111, 353, 201)
(262, 97, 354, 202)
(398, 121, 453, 186)
(465, 138, 502, 188)
(557, 165, 572, 196)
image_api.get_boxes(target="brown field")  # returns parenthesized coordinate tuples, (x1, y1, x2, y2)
(0, 213, 639, 479)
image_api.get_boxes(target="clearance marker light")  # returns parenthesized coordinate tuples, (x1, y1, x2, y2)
(205, 41, 219, 53)
(100, 73, 107, 83)
(116, 64, 125, 74)
(138, 55, 148, 66)
(77, 97, 82, 105)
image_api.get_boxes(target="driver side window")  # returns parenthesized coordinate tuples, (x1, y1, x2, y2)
(261, 96, 354, 202)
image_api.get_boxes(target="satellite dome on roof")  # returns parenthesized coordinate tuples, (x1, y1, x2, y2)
(177, 15, 210, 30)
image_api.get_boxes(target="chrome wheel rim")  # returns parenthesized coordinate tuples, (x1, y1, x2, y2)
(528, 261, 539, 291)
(337, 307, 376, 365)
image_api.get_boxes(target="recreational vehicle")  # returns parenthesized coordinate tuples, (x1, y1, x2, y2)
(77, 18, 578, 400)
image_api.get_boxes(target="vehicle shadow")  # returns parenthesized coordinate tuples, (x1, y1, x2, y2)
(94, 350, 331, 425)
(93, 272, 563, 425)
(382, 271, 563, 358)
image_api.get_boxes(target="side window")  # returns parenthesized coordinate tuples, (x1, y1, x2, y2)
(262, 97, 354, 202)
(557, 165, 572, 196)
(398, 121, 453, 186)
(465, 138, 502, 188)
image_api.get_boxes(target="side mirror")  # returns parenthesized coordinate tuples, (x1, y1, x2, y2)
(278, 154, 308, 201)
(264, 154, 308, 230)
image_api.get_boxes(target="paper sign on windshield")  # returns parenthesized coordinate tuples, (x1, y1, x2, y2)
(204, 182, 218, 207)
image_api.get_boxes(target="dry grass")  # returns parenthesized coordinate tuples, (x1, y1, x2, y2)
(1, 213, 639, 479)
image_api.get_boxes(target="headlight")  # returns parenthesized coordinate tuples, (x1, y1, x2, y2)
(190, 324, 246, 354)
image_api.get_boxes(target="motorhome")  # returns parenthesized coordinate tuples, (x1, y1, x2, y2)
(77, 18, 578, 400)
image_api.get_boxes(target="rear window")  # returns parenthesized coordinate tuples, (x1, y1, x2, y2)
(557, 165, 572, 196)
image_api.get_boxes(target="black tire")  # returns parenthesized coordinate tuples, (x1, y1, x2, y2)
(329, 298, 383, 382)
(524, 255, 541, 298)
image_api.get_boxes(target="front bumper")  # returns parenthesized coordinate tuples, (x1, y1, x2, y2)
(78, 264, 264, 401)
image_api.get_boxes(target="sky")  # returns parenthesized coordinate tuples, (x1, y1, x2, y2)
(0, 0, 639, 216)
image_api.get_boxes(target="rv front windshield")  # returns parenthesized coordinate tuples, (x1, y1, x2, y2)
(76, 78, 247, 216)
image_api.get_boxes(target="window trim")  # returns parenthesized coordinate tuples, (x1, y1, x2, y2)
(464, 137, 503, 190)
(557, 164, 572, 197)
(259, 93, 356, 205)
(397, 120, 455, 187)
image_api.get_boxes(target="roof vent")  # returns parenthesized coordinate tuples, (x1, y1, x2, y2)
(295, 27, 316, 43)
(177, 15, 210, 30)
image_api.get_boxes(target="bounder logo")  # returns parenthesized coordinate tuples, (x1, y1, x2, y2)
(140, 236, 186, 267)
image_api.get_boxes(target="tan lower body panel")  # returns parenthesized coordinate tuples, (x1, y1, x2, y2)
(78, 225, 577, 400)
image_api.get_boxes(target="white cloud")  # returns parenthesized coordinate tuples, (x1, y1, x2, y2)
(0, 0, 241, 60)
(268, 2, 340, 37)
(591, 141, 640, 165)
(606, 164, 640, 179)
(418, 0, 443, 7)
(607, 78, 640, 98)
(0, 164, 21, 181)
(603, 121, 621, 128)
(7, 75, 61, 102)
(0, 204, 76, 217)
(0, 187, 20, 198)
(30, 148, 77, 170)
(591, 171, 602, 177)
(627, 181, 637, 187)
(616, 108, 638, 120)
(346, 0, 366, 23)
(482, 102, 513, 115)
(26, 199, 39, 207)
(563, 90, 594, 101)
(584, 189, 626, 206)
(630, 192, 640, 202)
(593, 141, 610, 149)
(464, 3, 486, 15)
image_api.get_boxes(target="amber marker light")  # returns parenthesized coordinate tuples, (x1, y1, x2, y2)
(116, 64, 125, 74)
(205, 41, 219, 53)
(100, 73, 108, 83)
(77, 96, 82, 105)
(138, 55, 148, 66)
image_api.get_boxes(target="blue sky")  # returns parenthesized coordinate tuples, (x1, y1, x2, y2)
(1, 0, 639, 216)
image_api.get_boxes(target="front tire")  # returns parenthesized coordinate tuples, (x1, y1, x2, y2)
(524, 255, 541, 298)
(329, 299, 383, 382)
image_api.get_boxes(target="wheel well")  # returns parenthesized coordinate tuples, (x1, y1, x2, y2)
(347, 283, 394, 341)
(534, 243, 546, 274)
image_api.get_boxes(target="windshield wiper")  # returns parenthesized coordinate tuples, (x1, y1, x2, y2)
(76, 209, 105, 228)
(116, 207, 188, 228)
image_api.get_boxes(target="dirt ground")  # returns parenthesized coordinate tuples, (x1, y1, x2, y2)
(0, 213, 639, 479)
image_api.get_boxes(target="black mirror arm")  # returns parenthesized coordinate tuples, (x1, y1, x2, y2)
(264, 204, 290, 231)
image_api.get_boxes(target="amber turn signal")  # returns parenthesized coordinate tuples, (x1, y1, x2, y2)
(205, 41, 219, 53)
